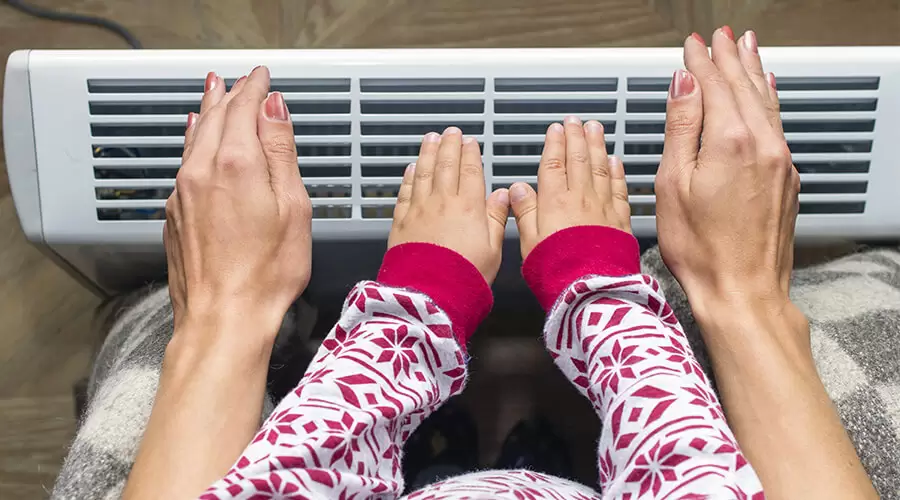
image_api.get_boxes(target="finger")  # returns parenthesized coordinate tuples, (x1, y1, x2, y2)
(434, 127, 463, 195)
(229, 75, 248, 95)
(219, 67, 271, 159)
(486, 188, 510, 251)
(711, 27, 774, 137)
(200, 71, 225, 114)
(459, 136, 486, 199)
(393, 163, 415, 223)
(563, 116, 590, 192)
(411, 132, 441, 203)
(738, 31, 784, 134)
(182, 72, 222, 162)
(767, 73, 778, 100)
(736, 31, 768, 101)
(584, 120, 610, 197)
(766, 72, 784, 137)
(212, 75, 247, 112)
(258, 92, 300, 190)
(183, 112, 199, 159)
(181, 76, 244, 173)
(537, 123, 567, 199)
(217, 75, 246, 111)
(509, 182, 539, 258)
(683, 32, 746, 141)
(659, 69, 703, 189)
(608, 156, 631, 232)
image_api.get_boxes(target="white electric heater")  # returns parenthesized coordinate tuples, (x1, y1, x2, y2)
(4, 48, 899, 297)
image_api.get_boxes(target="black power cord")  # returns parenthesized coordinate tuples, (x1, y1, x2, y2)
(3, 0, 142, 49)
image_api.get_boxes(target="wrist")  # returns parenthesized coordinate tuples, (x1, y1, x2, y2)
(179, 297, 286, 341)
(165, 305, 281, 377)
(691, 289, 805, 333)
(522, 225, 641, 311)
(377, 242, 492, 348)
(691, 292, 814, 373)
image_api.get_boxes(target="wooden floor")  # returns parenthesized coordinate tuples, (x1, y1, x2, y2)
(1, 0, 898, 496)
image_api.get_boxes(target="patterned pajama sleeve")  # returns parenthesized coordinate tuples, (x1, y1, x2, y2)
(523, 226, 765, 499)
(200, 243, 494, 499)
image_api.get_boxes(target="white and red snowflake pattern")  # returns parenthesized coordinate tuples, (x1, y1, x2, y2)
(201, 273, 763, 499)
(545, 274, 763, 498)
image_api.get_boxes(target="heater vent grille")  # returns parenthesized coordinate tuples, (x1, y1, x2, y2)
(88, 73, 877, 222)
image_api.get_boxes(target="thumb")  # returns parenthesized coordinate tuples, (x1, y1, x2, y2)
(486, 188, 510, 251)
(258, 92, 300, 190)
(509, 182, 539, 259)
(659, 69, 703, 189)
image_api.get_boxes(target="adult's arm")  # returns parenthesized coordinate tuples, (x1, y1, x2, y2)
(124, 67, 313, 499)
(654, 27, 876, 499)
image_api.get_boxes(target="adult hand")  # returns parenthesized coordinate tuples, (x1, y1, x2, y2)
(654, 29, 876, 500)
(388, 127, 509, 284)
(509, 116, 632, 258)
(127, 67, 311, 500)
(654, 29, 799, 321)
(164, 67, 311, 337)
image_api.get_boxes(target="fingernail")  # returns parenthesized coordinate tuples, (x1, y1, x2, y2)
(406, 163, 416, 174)
(670, 69, 695, 98)
(443, 126, 461, 136)
(690, 32, 706, 45)
(767, 72, 777, 90)
(425, 132, 441, 142)
(509, 183, 528, 203)
(265, 92, 289, 121)
(564, 115, 582, 125)
(205, 72, 217, 92)
(251, 65, 262, 74)
(742, 30, 758, 54)
(186, 112, 197, 129)
(494, 188, 510, 206)
(585, 120, 603, 134)
(234, 75, 247, 88)
(463, 136, 476, 144)
(720, 25, 734, 41)
(548, 123, 564, 134)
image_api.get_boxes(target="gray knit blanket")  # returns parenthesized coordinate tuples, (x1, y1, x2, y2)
(52, 247, 900, 499)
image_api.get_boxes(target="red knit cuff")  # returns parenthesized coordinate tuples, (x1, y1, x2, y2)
(522, 225, 641, 311)
(377, 243, 492, 348)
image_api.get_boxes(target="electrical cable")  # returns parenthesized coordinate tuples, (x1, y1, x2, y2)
(3, 0, 142, 49)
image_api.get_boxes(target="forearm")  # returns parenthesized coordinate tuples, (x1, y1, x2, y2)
(694, 297, 876, 499)
(123, 314, 276, 500)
